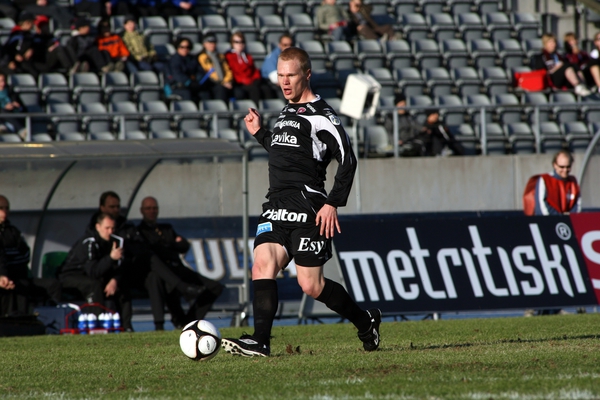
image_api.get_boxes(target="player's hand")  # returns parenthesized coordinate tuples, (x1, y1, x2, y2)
(244, 108, 262, 135)
(0, 275, 15, 290)
(316, 204, 341, 239)
(110, 241, 123, 261)
(104, 278, 117, 297)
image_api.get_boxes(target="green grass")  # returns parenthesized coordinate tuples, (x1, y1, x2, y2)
(1, 314, 600, 399)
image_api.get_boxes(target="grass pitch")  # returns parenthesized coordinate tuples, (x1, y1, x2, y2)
(1, 314, 599, 399)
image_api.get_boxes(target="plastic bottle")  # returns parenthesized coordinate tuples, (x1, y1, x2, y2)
(112, 312, 121, 332)
(78, 313, 88, 334)
(101, 313, 112, 329)
(87, 313, 97, 330)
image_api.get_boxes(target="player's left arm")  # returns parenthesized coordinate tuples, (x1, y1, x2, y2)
(316, 117, 357, 238)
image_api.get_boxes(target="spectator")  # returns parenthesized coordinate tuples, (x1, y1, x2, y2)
(121, 14, 163, 73)
(25, 0, 75, 30)
(261, 33, 293, 100)
(88, 191, 208, 330)
(383, 93, 423, 156)
(533, 150, 580, 216)
(347, 0, 397, 41)
(197, 33, 233, 102)
(418, 110, 465, 156)
(73, 0, 128, 18)
(563, 32, 593, 88)
(58, 212, 134, 331)
(67, 17, 112, 73)
(531, 33, 591, 97)
(136, 197, 224, 329)
(316, 0, 351, 41)
(130, 0, 160, 19)
(165, 37, 206, 101)
(588, 32, 600, 92)
(160, 0, 203, 18)
(96, 18, 129, 72)
(0, 11, 39, 78)
(32, 15, 79, 75)
(0, 73, 26, 139)
(0, 195, 61, 317)
(225, 32, 274, 106)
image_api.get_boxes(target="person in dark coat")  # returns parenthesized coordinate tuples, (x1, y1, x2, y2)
(136, 196, 224, 329)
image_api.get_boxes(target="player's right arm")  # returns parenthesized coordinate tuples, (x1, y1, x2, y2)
(245, 107, 272, 148)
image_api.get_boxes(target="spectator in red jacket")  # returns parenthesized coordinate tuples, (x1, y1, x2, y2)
(96, 18, 130, 72)
(224, 32, 273, 105)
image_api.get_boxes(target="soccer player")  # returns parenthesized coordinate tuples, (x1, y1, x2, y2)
(221, 47, 381, 357)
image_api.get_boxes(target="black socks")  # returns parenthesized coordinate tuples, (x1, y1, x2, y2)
(316, 278, 371, 333)
(252, 279, 279, 346)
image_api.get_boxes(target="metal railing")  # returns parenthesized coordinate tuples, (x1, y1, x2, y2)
(2, 100, 594, 156)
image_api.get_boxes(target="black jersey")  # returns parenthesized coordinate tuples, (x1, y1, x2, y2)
(253, 96, 357, 208)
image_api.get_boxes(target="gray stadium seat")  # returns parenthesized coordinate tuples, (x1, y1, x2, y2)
(451, 67, 482, 97)
(412, 39, 442, 69)
(401, 13, 429, 41)
(467, 39, 497, 69)
(395, 67, 426, 97)
(493, 93, 522, 124)
(423, 67, 454, 97)
(455, 13, 485, 41)
(354, 39, 386, 70)
(441, 39, 469, 69)
(384, 39, 412, 70)
(483, 12, 513, 41)
(504, 122, 536, 154)
(550, 92, 579, 123)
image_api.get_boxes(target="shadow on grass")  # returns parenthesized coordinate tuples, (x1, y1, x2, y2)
(403, 334, 600, 351)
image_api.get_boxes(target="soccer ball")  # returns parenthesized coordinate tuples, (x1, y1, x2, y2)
(179, 320, 221, 361)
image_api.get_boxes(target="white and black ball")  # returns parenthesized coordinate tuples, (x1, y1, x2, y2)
(179, 320, 221, 361)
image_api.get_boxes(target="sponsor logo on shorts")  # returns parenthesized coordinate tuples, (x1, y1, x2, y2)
(298, 238, 326, 254)
(256, 222, 273, 236)
(263, 209, 308, 222)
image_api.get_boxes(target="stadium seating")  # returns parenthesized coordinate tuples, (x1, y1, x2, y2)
(0, 0, 594, 158)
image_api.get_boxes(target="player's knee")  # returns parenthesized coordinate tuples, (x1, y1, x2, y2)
(298, 279, 322, 298)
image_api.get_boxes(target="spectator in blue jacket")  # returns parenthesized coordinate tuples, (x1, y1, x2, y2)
(165, 37, 206, 101)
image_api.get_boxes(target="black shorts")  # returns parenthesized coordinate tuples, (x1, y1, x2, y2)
(253, 190, 332, 267)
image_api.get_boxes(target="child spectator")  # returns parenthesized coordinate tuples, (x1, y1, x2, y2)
(531, 33, 591, 96)
(67, 17, 112, 73)
(96, 19, 129, 72)
(225, 32, 273, 106)
(121, 14, 163, 73)
(197, 33, 233, 102)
